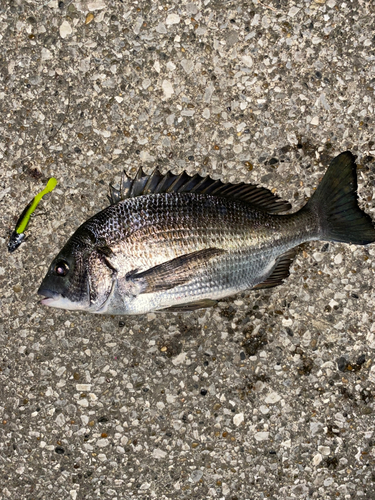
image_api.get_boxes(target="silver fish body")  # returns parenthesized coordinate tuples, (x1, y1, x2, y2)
(38, 152, 375, 314)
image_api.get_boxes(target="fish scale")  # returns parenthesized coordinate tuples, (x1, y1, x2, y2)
(38, 152, 375, 315)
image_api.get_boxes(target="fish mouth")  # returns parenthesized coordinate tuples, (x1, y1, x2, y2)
(37, 282, 91, 311)
(37, 287, 63, 306)
(37, 287, 81, 310)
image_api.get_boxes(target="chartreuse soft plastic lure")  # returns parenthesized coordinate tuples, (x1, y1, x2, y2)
(8, 177, 57, 252)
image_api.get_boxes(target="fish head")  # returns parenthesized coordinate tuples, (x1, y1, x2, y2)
(37, 229, 115, 313)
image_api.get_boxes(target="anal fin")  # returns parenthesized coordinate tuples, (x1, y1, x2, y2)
(253, 249, 296, 290)
(159, 299, 218, 312)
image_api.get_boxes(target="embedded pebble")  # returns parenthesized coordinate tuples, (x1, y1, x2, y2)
(156, 23, 167, 34)
(166, 14, 180, 25)
(318, 446, 331, 456)
(181, 59, 194, 74)
(334, 253, 343, 265)
(189, 470, 203, 483)
(59, 21, 72, 38)
(288, 7, 300, 17)
(312, 453, 323, 466)
(85, 13, 95, 25)
(368, 365, 375, 384)
(233, 412, 244, 426)
(254, 432, 269, 441)
(264, 392, 282, 404)
(87, 0, 106, 10)
(152, 448, 167, 459)
(162, 80, 174, 99)
(41, 48, 53, 61)
(241, 55, 253, 68)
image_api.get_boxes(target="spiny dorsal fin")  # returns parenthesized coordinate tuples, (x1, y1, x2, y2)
(108, 167, 292, 214)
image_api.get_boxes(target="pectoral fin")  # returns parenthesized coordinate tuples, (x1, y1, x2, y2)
(127, 248, 225, 293)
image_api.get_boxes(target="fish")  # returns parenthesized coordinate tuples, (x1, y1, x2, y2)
(8, 177, 58, 252)
(37, 152, 375, 315)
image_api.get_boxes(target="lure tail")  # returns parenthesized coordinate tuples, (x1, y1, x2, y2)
(8, 177, 57, 252)
(304, 152, 375, 245)
(15, 177, 57, 234)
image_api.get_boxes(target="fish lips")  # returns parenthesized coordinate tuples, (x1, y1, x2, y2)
(37, 286, 63, 306)
(37, 286, 86, 310)
(37, 279, 92, 311)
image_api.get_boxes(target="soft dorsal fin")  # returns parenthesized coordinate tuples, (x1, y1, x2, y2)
(108, 166, 292, 214)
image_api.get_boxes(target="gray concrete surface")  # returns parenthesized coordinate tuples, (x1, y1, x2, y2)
(1, 0, 375, 498)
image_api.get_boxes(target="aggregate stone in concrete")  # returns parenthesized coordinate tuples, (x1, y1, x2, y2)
(1, 1, 375, 499)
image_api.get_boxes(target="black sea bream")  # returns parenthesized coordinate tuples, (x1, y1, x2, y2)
(38, 152, 375, 315)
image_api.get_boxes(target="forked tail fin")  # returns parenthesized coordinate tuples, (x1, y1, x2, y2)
(304, 151, 375, 245)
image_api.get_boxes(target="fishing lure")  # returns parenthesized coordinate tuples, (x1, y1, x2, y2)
(8, 177, 57, 252)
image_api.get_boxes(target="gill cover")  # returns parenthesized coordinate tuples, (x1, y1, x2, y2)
(38, 228, 101, 311)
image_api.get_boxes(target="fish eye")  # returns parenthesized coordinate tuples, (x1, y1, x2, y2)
(55, 260, 69, 276)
